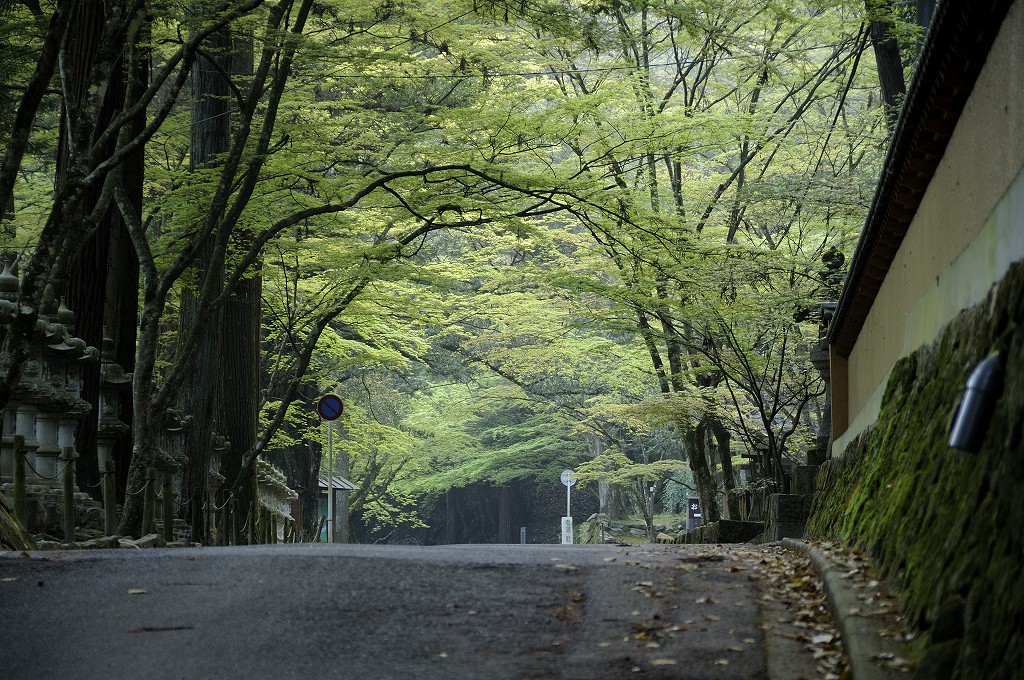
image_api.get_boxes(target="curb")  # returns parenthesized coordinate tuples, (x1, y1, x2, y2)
(781, 539, 913, 680)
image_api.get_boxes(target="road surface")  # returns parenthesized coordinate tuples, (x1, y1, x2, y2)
(1, 542, 824, 679)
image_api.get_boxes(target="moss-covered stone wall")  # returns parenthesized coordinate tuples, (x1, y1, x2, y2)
(806, 261, 1024, 680)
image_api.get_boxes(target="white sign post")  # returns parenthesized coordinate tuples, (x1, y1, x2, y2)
(560, 469, 577, 545)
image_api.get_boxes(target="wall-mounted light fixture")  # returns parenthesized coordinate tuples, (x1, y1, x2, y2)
(948, 353, 1004, 452)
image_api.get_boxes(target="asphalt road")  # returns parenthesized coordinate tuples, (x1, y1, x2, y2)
(0, 543, 817, 679)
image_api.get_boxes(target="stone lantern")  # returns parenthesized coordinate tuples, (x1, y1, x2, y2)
(208, 435, 229, 543)
(153, 409, 188, 542)
(0, 258, 19, 487)
(97, 332, 132, 535)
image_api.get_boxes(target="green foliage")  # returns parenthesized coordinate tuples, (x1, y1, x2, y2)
(2, 0, 889, 535)
(575, 449, 686, 488)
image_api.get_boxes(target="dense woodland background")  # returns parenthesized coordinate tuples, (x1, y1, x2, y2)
(0, 0, 926, 543)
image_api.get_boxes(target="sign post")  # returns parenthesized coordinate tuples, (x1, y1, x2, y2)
(317, 395, 344, 543)
(686, 496, 702, 533)
(560, 469, 577, 545)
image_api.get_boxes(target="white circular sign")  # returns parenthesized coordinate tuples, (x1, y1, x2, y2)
(560, 469, 577, 487)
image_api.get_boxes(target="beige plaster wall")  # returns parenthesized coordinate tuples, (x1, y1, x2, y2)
(835, 0, 1024, 450)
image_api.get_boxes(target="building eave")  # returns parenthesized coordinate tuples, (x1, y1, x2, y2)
(827, 0, 1015, 357)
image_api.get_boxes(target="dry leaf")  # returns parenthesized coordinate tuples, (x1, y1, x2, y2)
(650, 659, 677, 666)
(127, 589, 147, 595)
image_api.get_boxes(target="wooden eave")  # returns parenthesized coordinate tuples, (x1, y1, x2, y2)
(827, 0, 1016, 358)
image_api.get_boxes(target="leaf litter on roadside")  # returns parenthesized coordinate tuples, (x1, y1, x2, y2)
(749, 546, 850, 680)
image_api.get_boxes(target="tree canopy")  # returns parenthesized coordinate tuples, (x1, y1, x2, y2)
(0, 0, 903, 540)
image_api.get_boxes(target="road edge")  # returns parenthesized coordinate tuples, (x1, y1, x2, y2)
(781, 538, 914, 680)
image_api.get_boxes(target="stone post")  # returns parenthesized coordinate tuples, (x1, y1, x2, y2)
(230, 498, 240, 546)
(161, 471, 175, 543)
(13, 434, 26, 526)
(142, 467, 157, 536)
(0, 401, 17, 485)
(219, 496, 229, 546)
(246, 504, 254, 544)
(15, 405, 40, 486)
(61, 447, 79, 542)
(101, 454, 116, 536)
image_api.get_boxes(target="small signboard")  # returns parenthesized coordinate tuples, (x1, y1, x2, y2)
(560, 469, 577, 487)
(520, 526, 527, 545)
(561, 516, 574, 544)
(316, 394, 344, 421)
(686, 496, 703, 532)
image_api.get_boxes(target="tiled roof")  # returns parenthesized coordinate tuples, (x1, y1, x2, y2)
(319, 475, 359, 491)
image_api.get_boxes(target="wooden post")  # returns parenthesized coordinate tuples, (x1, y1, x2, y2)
(142, 467, 156, 536)
(102, 458, 117, 536)
(13, 435, 26, 527)
(61, 447, 78, 543)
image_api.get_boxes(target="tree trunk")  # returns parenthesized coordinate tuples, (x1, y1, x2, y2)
(177, 23, 232, 543)
(214, 28, 261, 542)
(597, 479, 629, 520)
(683, 419, 721, 523)
(61, 0, 143, 502)
(711, 417, 740, 519)
(865, 0, 906, 132)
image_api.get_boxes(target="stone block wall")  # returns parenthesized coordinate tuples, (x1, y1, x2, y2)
(678, 519, 763, 544)
(806, 261, 1024, 680)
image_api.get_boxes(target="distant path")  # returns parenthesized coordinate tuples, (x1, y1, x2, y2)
(1, 543, 816, 679)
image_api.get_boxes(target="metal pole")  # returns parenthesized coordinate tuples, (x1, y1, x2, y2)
(566, 481, 571, 519)
(327, 421, 334, 543)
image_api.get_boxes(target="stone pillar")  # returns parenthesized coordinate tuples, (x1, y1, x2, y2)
(97, 331, 132, 536)
(34, 411, 61, 487)
(97, 441, 117, 536)
(15, 405, 40, 482)
(0, 401, 18, 485)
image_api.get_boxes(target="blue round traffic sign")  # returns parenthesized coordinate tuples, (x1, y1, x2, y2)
(317, 394, 344, 421)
